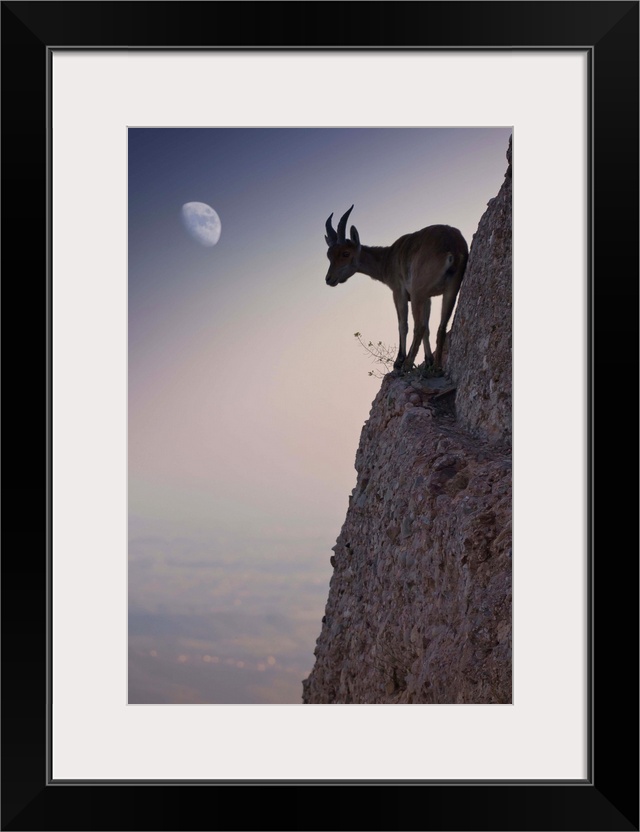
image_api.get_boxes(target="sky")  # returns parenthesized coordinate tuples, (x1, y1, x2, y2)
(128, 127, 512, 704)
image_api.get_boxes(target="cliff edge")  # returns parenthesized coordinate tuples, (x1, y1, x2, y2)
(302, 138, 512, 704)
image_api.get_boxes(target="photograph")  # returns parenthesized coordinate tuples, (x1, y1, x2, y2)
(2, 0, 636, 827)
(128, 126, 513, 705)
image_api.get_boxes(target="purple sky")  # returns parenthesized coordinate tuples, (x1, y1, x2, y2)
(128, 127, 512, 703)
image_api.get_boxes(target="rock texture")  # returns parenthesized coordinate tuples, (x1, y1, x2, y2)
(447, 135, 512, 445)
(302, 138, 512, 704)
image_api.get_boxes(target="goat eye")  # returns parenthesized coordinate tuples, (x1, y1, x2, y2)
(343, 251, 350, 257)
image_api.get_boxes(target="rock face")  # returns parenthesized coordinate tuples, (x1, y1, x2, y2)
(448, 135, 512, 445)
(302, 138, 512, 704)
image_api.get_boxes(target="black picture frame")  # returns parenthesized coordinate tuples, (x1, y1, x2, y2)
(2, 2, 638, 830)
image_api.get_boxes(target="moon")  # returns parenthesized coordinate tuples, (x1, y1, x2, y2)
(181, 202, 221, 247)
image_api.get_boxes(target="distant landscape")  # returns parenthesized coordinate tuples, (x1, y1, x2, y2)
(129, 527, 331, 704)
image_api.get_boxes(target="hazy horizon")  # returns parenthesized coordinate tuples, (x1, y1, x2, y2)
(128, 126, 512, 703)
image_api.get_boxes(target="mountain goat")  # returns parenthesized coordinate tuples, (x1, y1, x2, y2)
(325, 205, 468, 372)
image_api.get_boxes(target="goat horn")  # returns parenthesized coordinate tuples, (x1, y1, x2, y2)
(325, 213, 337, 246)
(337, 205, 354, 243)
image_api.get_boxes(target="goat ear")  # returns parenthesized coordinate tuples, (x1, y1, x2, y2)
(350, 225, 360, 247)
(325, 235, 333, 247)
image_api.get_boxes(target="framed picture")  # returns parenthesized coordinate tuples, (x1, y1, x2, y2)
(2, 2, 637, 830)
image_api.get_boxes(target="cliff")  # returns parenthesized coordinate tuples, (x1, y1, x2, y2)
(302, 138, 512, 704)
(447, 137, 512, 445)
